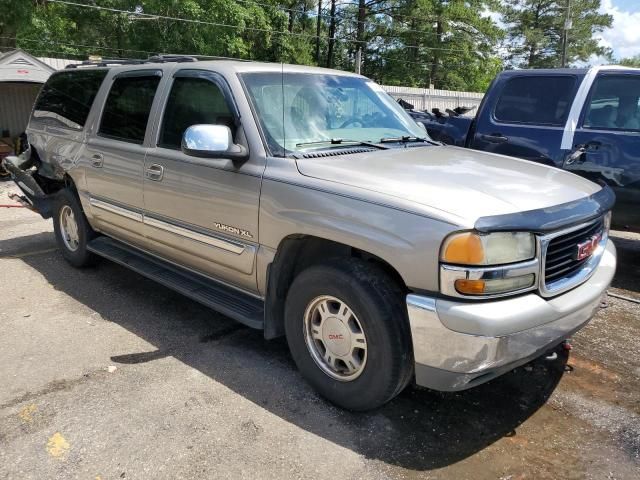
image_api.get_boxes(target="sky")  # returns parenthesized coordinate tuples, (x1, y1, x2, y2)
(596, 0, 640, 62)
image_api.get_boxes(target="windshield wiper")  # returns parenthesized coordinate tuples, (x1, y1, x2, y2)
(296, 138, 389, 150)
(379, 136, 439, 145)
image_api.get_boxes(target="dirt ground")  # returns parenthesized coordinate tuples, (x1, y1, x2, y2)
(0, 179, 638, 480)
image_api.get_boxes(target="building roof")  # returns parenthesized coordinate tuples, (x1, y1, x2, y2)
(0, 49, 57, 83)
(36, 56, 82, 70)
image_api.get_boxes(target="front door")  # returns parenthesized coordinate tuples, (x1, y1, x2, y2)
(142, 70, 262, 292)
(471, 74, 579, 167)
(570, 72, 640, 230)
(83, 70, 162, 246)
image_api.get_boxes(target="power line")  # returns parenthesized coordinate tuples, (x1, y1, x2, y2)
(0, 36, 153, 56)
(48, 0, 476, 54)
(1, 38, 478, 70)
(237, 0, 495, 43)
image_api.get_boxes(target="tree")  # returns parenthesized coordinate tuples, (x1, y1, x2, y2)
(357, 1, 504, 90)
(619, 55, 640, 68)
(2, 0, 505, 91)
(500, 0, 612, 68)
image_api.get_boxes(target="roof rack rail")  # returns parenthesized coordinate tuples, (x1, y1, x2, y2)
(146, 54, 199, 63)
(65, 58, 146, 69)
(64, 53, 255, 70)
(155, 53, 254, 63)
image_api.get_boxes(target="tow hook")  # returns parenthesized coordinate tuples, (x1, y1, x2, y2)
(545, 340, 572, 361)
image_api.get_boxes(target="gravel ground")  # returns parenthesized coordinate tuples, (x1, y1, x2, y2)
(0, 179, 639, 479)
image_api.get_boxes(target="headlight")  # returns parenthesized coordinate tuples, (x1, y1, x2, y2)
(440, 231, 538, 298)
(441, 232, 535, 265)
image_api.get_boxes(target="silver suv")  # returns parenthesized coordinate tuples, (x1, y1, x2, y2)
(3, 57, 617, 411)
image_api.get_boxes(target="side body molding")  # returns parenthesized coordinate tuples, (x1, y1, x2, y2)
(88, 195, 256, 274)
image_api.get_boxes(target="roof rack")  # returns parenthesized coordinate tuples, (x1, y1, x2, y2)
(64, 53, 254, 69)
(65, 58, 146, 69)
(146, 54, 199, 63)
(151, 53, 254, 63)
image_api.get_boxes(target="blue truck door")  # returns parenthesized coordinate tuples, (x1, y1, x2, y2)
(568, 72, 640, 230)
(471, 74, 580, 167)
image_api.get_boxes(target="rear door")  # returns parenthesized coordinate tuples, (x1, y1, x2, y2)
(471, 74, 579, 166)
(83, 70, 162, 246)
(142, 69, 262, 293)
(570, 72, 640, 230)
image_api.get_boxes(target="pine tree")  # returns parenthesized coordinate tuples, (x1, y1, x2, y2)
(500, 0, 612, 68)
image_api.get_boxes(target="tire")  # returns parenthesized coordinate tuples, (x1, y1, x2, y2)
(284, 258, 413, 411)
(52, 188, 97, 268)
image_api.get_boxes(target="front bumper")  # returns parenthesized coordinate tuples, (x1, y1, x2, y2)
(407, 239, 617, 391)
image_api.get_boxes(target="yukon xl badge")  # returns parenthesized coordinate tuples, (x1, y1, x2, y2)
(214, 222, 253, 239)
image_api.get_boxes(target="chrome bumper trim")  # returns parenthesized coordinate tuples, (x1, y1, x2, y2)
(407, 240, 616, 391)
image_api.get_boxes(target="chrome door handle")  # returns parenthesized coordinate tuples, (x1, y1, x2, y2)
(145, 164, 164, 181)
(91, 153, 104, 168)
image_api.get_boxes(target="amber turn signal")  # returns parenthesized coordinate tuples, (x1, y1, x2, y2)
(454, 279, 486, 295)
(441, 233, 484, 264)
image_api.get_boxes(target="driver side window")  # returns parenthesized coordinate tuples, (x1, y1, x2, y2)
(159, 77, 233, 150)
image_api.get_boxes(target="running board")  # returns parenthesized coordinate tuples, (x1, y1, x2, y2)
(87, 236, 264, 329)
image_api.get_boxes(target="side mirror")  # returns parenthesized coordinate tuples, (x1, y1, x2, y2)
(181, 124, 248, 161)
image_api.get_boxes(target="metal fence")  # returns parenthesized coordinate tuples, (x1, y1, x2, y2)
(382, 85, 484, 114)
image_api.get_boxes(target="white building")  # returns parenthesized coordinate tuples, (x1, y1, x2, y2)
(0, 49, 79, 145)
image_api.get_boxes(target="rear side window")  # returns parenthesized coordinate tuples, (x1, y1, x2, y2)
(99, 74, 161, 144)
(33, 70, 107, 129)
(159, 77, 233, 149)
(494, 76, 576, 126)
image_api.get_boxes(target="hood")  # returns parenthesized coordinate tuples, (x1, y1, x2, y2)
(295, 145, 602, 225)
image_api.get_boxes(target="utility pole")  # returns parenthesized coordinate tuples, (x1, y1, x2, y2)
(315, 0, 322, 64)
(561, 0, 572, 68)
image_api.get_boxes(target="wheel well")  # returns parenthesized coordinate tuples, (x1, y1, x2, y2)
(264, 235, 408, 339)
(27, 146, 78, 196)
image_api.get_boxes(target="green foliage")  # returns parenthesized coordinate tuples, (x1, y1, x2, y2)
(356, 0, 505, 90)
(0, 0, 620, 91)
(500, 0, 612, 68)
(619, 55, 640, 68)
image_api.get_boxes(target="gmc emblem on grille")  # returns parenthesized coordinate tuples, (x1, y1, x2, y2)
(575, 232, 602, 261)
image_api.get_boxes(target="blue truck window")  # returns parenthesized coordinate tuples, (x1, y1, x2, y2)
(494, 76, 576, 126)
(583, 75, 640, 131)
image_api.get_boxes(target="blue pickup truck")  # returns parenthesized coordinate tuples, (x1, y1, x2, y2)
(413, 67, 640, 232)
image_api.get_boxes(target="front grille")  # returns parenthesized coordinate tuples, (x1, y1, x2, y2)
(544, 217, 604, 285)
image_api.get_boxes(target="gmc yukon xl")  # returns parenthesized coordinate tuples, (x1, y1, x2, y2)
(2, 57, 617, 411)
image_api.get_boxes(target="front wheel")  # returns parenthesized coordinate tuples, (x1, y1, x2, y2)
(284, 259, 413, 411)
(52, 189, 97, 267)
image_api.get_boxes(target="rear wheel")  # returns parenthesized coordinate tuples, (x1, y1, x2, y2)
(53, 189, 97, 267)
(285, 259, 413, 411)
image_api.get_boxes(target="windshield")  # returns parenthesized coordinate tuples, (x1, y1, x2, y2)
(241, 72, 427, 156)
